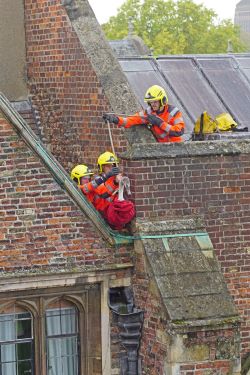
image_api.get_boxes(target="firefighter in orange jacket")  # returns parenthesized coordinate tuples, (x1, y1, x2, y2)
(71, 152, 135, 230)
(70, 160, 120, 211)
(103, 85, 185, 143)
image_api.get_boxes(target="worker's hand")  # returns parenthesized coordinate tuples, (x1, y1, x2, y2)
(103, 113, 119, 124)
(105, 167, 120, 179)
(147, 114, 164, 127)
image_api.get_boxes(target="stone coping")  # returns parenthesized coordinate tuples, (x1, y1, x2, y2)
(137, 217, 205, 234)
(168, 316, 241, 333)
(0, 263, 134, 293)
(122, 139, 250, 159)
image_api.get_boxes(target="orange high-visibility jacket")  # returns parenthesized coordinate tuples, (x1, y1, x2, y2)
(117, 105, 185, 143)
(80, 176, 118, 212)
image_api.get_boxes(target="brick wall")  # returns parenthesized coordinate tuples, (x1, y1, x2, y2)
(125, 152, 250, 362)
(0, 116, 132, 272)
(129, 235, 240, 375)
(131, 242, 169, 375)
(178, 329, 240, 375)
(180, 361, 233, 375)
(25, 0, 128, 171)
(13, 0, 250, 372)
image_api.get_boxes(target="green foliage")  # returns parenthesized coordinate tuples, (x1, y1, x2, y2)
(102, 0, 247, 54)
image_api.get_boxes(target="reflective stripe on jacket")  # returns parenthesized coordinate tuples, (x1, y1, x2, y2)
(117, 104, 185, 143)
(80, 176, 118, 211)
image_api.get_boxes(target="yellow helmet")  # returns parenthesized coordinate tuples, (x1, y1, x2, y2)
(97, 151, 119, 172)
(144, 85, 168, 106)
(70, 164, 93, 184)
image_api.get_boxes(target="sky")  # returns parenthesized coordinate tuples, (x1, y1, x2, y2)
(88, 0, 239, 24)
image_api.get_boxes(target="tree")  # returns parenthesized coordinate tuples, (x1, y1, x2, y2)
(102, 0, 247, 54)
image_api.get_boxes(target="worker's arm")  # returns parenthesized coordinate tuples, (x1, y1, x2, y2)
(117, 111, 148, 128)
(80, 168, 120, 195)
(93, 176, 120, 198)
(103, 112, 148, 129)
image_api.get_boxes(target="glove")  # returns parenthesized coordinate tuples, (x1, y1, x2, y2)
(103, 113, 119, 124)
(93, 167, 120, 186)
(147, 114, 164, 127)
(105, 167, 120, 179)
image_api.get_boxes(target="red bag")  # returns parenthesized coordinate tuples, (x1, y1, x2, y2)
(103, 200, 135, 230)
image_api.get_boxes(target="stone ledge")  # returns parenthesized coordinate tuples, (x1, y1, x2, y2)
(0, 263, 134, 293)
(169, 316, 241, 333)
(122, 139, 250, 159)
(137, 217, 205, 234)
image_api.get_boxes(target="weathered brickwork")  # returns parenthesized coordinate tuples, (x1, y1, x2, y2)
(124, 154, 250, 364)
(178, 329, 240, 374)
(109, 249, 169, 375)
(1, 0, 248, 373)
(25, 0, 128, 170)
(180, 361, 233, 375)
(131, 242, 169, 375)
(0, 116, 132, 272)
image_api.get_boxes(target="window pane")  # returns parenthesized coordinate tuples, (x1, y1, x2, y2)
(61, 337, 77, 357)
(16, 319, 32, 339)
(1, 343, 15, 362)
(1, 361, 16, 375)
(16, 313, 31, 320)
(17, 360, 32, 374)
(0, 315, 15, 341)
(62, 354, 78, 375)
(47, 342, 78, 375)
(47, 341, 78, 375)
(48, 357, 62, 375)
(48, 337, 78, 358)
(46, 308, 76, 336)
(17, 342, 32, 361)
(46, 305, 79, 375)
(61, 311, 76, 335)
(0, 310, 34, 375)
(48, 338, 61, 358)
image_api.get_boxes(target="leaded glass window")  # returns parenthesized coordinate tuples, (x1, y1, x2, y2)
(45, 301, 79, 375)
(0, 307, 33, 375)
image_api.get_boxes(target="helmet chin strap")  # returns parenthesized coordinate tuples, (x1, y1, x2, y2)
(156, 106, 165, 115)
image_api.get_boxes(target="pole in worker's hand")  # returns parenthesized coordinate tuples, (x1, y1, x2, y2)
(107, 120, 118, 167)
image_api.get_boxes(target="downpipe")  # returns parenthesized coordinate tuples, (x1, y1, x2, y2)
(108, 288, 144, 375)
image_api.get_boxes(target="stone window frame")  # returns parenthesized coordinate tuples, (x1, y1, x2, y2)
(0, 284, 101, 375)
